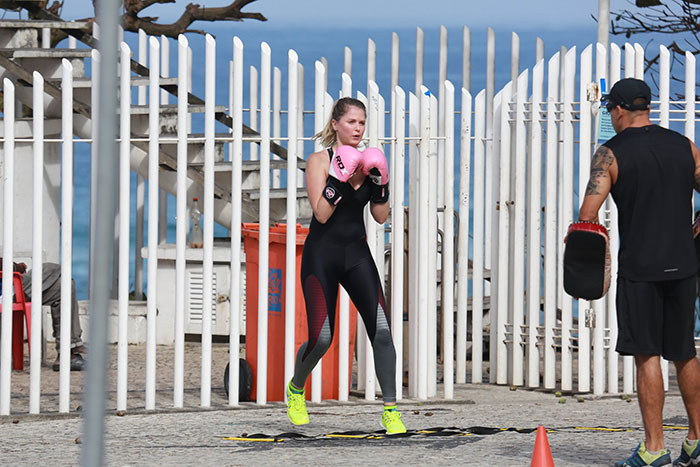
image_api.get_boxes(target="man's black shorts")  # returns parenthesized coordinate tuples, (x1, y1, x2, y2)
(615, 274, 697, 361)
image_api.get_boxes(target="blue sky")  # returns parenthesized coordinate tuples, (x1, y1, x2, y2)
(47, 0, 600, 29)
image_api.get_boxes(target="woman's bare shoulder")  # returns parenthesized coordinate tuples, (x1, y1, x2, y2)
(307, 149, 331, 167)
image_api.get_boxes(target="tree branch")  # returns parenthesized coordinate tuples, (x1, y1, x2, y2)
(122, 0, 267, 39)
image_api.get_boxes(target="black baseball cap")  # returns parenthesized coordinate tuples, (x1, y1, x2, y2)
(602, 78, 651, 111)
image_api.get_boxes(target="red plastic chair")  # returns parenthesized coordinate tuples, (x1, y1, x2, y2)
(0, 272, 32, 370)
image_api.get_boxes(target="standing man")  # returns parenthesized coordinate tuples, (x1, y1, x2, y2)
(579, 78, 700, 467)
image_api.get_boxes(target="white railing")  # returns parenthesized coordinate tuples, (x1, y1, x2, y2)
(0, 24, 699, 416)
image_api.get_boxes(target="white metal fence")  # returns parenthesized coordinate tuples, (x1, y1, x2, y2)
(1, 25, 700, 415)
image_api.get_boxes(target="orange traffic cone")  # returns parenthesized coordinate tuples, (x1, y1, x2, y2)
(531, 425, 555, 467)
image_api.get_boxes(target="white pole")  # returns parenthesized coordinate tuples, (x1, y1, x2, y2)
(471, 90, 486, 385)
(391, 85, 406, 400)
(0, 79, 15, 416)
(659, 46, 670, 129)
(250, 66, 259, 161)
(229, 37, 244, 406)
(145, 37, 160, 410)
(685, 52, 696, 140)
(511, 70, 529, 387)
(285, 50, 299, 402)
(624, 42, 635, 79)
(408, 92, 420, 397)
(543, 52, 560, 390)
(29, 72, 45, 414)
(462, 26, 471, 92)
(561, 47, 577, 392)
(442, 81, 455, 399)
(159, 35, 170, 245)
(338, 282, 350, 400)
(634, 43, 645, 80)
(415, 28, 424, 98)
(428, 93, 439, 397)
(117, 43, 132, 412)
(598, 0, 610, 51)
(344, 46, 352, 77)
(594, 42, 608, 396)
(272, 66, 282, 189)
(256, 42, 272, 405)
(311, 61, 325, 401)
(417, 86, 431, 399)
(489, 89, 503, 383)
(527, 59, 544, 389)
(456, 88, 472, 385)
(578, 45, 593, 394)
(495, 82, 513, 385)
(59, 59, 74, 413)
(174, 35, 188, 409)
(609, 43, 623, 394)
(485, 28, 496, 307)
(200, 34, 216, 407)
(438, 26, 448, 209)
(135, 30, 147, 299)
(391, 33, 399, 104)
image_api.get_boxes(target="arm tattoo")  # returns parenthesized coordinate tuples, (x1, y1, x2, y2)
(585, 145, 614, 196)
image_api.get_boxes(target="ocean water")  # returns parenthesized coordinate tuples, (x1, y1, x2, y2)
(71, 24, 631, 299)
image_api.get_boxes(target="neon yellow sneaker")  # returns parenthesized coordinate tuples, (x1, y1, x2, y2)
(286, 380, 309, 425)
(381, 406, 406, 434)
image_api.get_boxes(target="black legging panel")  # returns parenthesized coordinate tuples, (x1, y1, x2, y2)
(293, 237, 397, 403)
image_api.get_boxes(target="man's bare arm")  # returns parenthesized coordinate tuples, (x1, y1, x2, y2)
(691, 140, 700, 193)
(579, 145, 615, 222)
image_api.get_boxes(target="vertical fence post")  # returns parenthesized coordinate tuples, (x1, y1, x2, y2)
(471, 90, 486, 385)
(135, 29, 147, 300)
(256, 42, 272, 405)
(392, 85, 406, 400)
(229, 36, 244, 406)
(250, 66, 259, 161)
(495, 82, 513, 385)
(443, 81, 455, 399)
(338, 72, 351, 401)
(543, 52, 560, 389)
(685, 52, 696, 141)
(117, 42, 132, 411)
(145, 37, 160, 410)
(511, 71, 528, 387)
(462, 26, 471, 92)
(159, 35, 170, 245)
(428, 92, 439, 397)
(272, 67, 282, 189)
(0, 79, 15, 416)
(29, 72, 45, 414)
(174, 34, 189, 409)
(408, 91, 420, 397)
(578, 45, 593, 394)
(200, 34, 216, 407)
(594, 43, 608, 396)
(527, 59, 544, 389)
(285, 49, 299, 402)
(489, 88, 503, 384)
(456, 87, 472, 385)
(60, 59, 74, 413)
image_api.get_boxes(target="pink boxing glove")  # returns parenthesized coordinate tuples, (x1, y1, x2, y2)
(329, 145, 363, 183)
(362, 147, 390, 204)
(361, 147, 389, 185)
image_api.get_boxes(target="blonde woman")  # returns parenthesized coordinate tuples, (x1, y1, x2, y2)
(286, 97, 405, 434)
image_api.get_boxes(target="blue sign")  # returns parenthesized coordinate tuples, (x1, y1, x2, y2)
(268, 268, 283, 312)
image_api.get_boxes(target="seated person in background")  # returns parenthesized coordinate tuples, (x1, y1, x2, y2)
(3, 260, 86, 371)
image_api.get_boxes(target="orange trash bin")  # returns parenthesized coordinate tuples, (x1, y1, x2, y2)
(242, 223, 358, 401)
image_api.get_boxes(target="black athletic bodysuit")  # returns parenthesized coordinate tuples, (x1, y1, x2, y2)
(291, 148, 397, 403)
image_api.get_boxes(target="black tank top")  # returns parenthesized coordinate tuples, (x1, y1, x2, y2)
(306, 148, 372, 244)
(607, 124, 697, 280)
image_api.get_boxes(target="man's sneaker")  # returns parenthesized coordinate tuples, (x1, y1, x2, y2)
(674, 438, 700, 466)
(615, 442, 672, 466)
(286, 381, 309, 425)
(381, 406, 407, 434)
